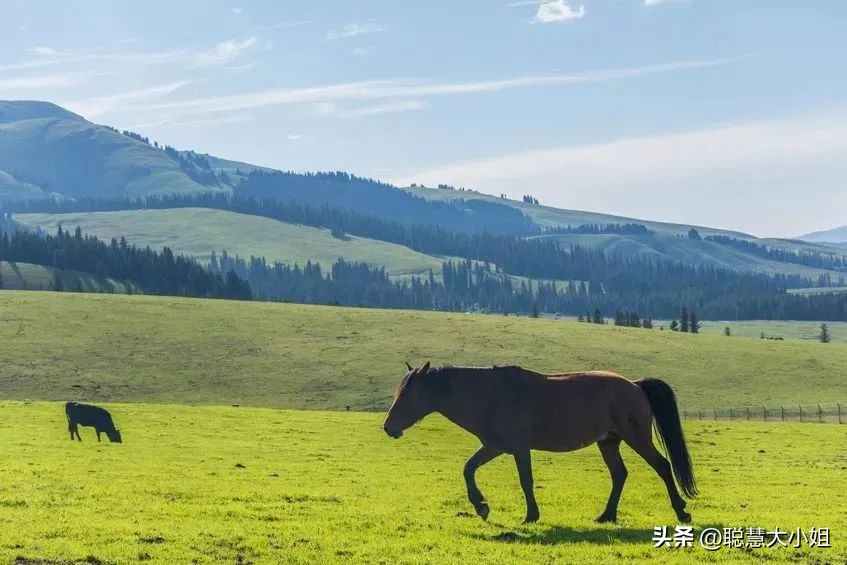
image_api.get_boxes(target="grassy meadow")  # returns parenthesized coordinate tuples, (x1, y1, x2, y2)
(16, 208, 449, 277)
(1, 261, 128, 293)
(1, 402, 844, 564)
(2, 291, 847, 411)
(653, 319, 847, 344)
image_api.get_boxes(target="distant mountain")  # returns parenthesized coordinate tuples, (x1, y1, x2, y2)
(0, 100, 228, 201)
(3, 99, 847, 279)
(798, 225, 847, 246)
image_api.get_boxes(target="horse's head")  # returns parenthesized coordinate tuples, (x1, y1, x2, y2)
(107, 428, 123, 443)
(383, 361, 438, 439)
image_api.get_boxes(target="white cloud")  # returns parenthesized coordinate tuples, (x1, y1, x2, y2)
(393, 109, 847, 237)
(27, 46, 68, 57)
(232, 7, 243, 14)
(0, 73, 77, 90)
(0, 38, 257, 74)
(531, 1, 585, 23)
(644, 0, 688, 5)
(128, 57, 738, 117)
(65, 81, 191, 119)
(340, 100, 427, 118)
(256, 20, 312, 31)
(287, 133, 303, 141)
(192, 37, 257, 68)
(326, 22, 386, 40)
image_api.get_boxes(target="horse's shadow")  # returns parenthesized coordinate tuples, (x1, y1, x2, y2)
(469, 522, 730, 546)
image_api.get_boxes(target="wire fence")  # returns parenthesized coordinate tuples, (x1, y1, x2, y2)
(682, 403, 845, 424)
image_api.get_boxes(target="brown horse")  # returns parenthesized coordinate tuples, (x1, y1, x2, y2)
(383, 363, 697, 524)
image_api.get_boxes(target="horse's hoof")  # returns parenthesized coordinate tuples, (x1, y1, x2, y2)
(595, 513, 617, 524)
(678, 511, 692, 524)
(523, 513, 540, 524)
(476, 503, 490, 521)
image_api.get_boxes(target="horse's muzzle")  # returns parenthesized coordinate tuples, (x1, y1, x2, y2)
(384, 423, 403, 439)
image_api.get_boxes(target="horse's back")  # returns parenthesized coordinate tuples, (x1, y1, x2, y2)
(526, 370, 652, 451)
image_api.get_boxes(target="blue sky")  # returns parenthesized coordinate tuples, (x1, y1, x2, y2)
(1, 0, 846, 236)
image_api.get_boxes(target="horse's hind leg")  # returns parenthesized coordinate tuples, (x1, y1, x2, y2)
(514, 450, 539, 524)
(463, 445, 502, 521)
(622, 427, 690, 523)
(596, 436, 627, 523)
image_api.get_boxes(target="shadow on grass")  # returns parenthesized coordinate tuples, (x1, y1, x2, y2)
(469, 522, 730, 546)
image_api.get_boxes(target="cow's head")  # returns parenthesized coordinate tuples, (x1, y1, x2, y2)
(107, 428, 123, 443)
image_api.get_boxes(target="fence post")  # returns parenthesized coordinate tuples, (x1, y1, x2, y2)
(781, 406, 785, 422)
(730, 408, 733, 421)
(799, 405, 803, 422)
(746, 407, 750, 421)
(818, 404, 822, 423)
(763, 405, 767, 422)
(713, 409, 717, 421)
(699, 410, 704, 420)
(839, 404, 843, 424)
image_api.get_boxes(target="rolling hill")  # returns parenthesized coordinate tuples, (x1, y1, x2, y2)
(3, 99, 847, 286)
(0, 261, 128, 292)
(15, 208, 451, 277)
(2, 291, 846, 410)
(799, 224, 847, 247)
(0, 101, 226, 201)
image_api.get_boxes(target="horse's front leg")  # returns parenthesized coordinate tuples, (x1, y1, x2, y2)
(514, 450, 539, 523)
(463, 445, 502, 520)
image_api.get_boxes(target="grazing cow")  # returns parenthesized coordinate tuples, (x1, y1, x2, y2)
(65, 402, 123, 443)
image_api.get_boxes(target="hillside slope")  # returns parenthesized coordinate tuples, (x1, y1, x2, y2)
(16, 208, 450, 276)
(1, 291, 845, 410)
(0, 261, 128, 292)
(800, 224, 847, 245)
(0, 101, 224, 200)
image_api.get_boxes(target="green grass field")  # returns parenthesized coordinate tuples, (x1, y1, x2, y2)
(1, 261, 128, 293)
(650, 319, 847, 344)
(2, 291, 847, 411)
(16, 208, 450, 277)
(1, 402, 844, 564)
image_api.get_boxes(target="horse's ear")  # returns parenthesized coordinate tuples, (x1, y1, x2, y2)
(406, 361, 413, 372)
(421, 361, 431, 373)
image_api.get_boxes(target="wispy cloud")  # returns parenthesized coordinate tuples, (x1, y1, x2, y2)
(256, 20, 312, 31)
(232, 7, 243, 14)
(0, 38, 258, 74)
(287, 133, 303, 141)
(394, 109, 847, 237)
(191, 38, 258, 67)
(341, 100, 427, 119)
(326, 22, 386, 40)
(65, 81, 192, 119)
(0, 73, 78, 90)
(127, 57, 740, 118)
(644, 0, 688, 5)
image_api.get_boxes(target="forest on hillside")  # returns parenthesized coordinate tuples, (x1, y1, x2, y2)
(4, 194, 847, 320)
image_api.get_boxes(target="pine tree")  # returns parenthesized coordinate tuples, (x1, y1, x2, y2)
(690, 311, 700, 333)
(724, 326, 731, 337)
(592, 308, 603, 324)
(52, 271, 64, 292)
(670, 319, 679, 332)
(680, 308, 690, 333)
(820, 323, 831, 343)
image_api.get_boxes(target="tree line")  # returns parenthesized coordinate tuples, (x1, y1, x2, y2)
(5, 196, 847, 319)
(0, 227, 251, 300)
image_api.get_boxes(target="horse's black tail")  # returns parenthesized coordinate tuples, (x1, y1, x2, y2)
(637, 378, 698, 498)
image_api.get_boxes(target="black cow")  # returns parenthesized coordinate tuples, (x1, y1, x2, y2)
(65, 402, 123, 443)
